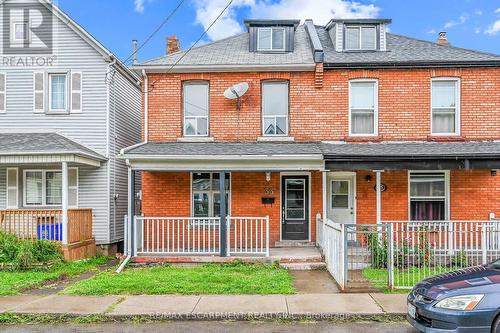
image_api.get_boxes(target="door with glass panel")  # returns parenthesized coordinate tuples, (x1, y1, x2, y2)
(328, 176, 355, 224)
(281, 176, 309, 240)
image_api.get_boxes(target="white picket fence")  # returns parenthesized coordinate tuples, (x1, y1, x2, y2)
(129, 216, 269, 257)
(317, 216, 500, 290)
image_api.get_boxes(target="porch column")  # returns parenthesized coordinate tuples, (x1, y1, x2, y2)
(219, 171, 227, 257)
(61, 161, 69, 245)
(127, 167, 136, 256)
(374, 170, 384, 225)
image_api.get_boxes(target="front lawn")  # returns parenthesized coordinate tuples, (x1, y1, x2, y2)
(362, 266, 459, 292)
(64, 262, 295, 295)
(0, 256, 110, 296)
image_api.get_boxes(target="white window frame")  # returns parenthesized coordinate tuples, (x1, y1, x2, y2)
(6, 168, 18, 209)
(408, 170, 450, 221)
(345, 25, 377, 51)
(348, 79, 379, 136)
(0, 72, 6, 113)
(12, 21, 29, 43)
(70, 71, 83, 113)
(431, 77, 460, 136)
(23, 168, 78, 207)
(183, 81, 209, 137)
(257, 27, 286, 51)
(48, 72, 69, 114)
(33, 71, 45, 113)
(262, 80, 289, 136)
(190, 173, 231, 218)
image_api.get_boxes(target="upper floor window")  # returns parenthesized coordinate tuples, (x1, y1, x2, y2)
(183, 81, 209, 136)
(262, 81, 288, 136)
(49, 73, 67, 113)
(431, 78, 460, 135)
(257, 27, 285, 51)
(12, 22, 28, 42)
(0, 72, 5, 113)
(349, 80, 378, 136)
(345, 26, 376, 50)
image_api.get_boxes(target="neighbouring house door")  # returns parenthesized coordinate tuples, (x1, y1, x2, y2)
(328, 175, 355, 224)
(281, 176, 309, 240)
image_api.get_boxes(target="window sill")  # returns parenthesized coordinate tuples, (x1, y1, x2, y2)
(257, 136, 295, 142)
(427, 135, 465, 142)
(177, 137, 215, 143)
(344, 135, 382, 143)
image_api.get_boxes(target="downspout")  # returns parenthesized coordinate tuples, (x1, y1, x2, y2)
(116, 254, 131, 273)
(142, 69, 149, 142)
(106, 57, 117, 245)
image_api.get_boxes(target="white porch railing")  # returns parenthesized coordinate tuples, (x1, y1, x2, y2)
(133, 216, 269, 257)
(317, 215, 345, 289)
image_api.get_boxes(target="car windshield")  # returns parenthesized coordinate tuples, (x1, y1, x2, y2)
(491, 259, 500, 269)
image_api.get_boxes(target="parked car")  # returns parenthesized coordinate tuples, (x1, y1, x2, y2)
(407, 259, 500, 332)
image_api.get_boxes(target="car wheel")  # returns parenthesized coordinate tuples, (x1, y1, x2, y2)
(493, 315, 500, 333)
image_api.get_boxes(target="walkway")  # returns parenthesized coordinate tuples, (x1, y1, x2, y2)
(0, 293, 408, 319)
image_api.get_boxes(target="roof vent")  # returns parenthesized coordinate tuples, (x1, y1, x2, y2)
(437, 31, 449, 46)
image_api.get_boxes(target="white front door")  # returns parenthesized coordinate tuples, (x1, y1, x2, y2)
(328, 174, 355, 224)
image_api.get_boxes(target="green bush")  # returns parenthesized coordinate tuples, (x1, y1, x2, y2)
(0, 232, 62, 270)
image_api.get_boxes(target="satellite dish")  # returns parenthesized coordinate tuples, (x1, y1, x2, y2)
(224, 82, 248, 99)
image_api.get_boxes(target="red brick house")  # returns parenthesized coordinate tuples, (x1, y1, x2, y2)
(121, 18, 500, 259)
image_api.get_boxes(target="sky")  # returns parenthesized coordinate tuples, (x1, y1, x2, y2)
(55, 0, 500, 64)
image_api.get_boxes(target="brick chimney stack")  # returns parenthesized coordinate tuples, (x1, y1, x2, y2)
(437, 31, 449, 46)
(167, 36, 180, 54)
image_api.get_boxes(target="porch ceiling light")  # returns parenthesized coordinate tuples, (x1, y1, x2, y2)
(492, 170, 497, 176)
(265, 172, 271, 182)
(365, 175, 372, 182)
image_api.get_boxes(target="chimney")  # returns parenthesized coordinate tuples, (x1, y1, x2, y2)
(437, 31, 449, 46)
(167, 36, 180, 54)
(132, 39, 138, 64)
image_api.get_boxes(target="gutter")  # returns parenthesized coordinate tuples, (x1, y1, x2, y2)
(324, 61, 500, 69)
(133, 63, 316, 74)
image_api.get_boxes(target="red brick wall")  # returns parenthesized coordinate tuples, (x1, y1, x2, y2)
(144, 67, 500, 142)
(354, 170, 500, 224)
(141, 171, 323, 246)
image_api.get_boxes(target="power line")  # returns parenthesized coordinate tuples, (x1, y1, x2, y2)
(161, 0, 233, 75)
(124, 0, 186, 65)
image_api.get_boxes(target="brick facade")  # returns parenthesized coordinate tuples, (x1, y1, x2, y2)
(144, 67, 500, 142)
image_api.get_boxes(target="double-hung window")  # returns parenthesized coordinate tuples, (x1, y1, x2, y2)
(262, 81, 289, 136)
(345, 26, 377, 50)
(23, 169, 78, 207)
(183, 81, 209, 136)
(431, 78, 460, 135)
(48, 73, 68, 113)
(349, 80, 378, 136)
(192, 173, 230, 217)
(257, 27, 285, 51)
(409, 172, 448, 221)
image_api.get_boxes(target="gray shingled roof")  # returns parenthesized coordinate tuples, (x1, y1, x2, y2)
(316, 27, 500, 66)
(139, 25, 314, 67)
(321, 141, 500, 159)
(0, 133, 106, 161)
(122, 141, 500, 160)
(123, 142, 323, 156)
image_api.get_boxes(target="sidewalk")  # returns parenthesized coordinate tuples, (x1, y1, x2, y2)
(0, 293, 408, 320)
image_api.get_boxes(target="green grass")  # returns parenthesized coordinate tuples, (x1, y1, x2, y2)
(64, 262, 295, 295)
(0, 256, 111, 296)
(362, 266, 460, 293)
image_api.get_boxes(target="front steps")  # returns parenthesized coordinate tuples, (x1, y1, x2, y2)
(275, 241, 316, 247)
(271, 246, 326, 271)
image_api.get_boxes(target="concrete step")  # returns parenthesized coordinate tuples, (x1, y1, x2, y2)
(275, 241, 317, 247)
(280, 262, 327, 271)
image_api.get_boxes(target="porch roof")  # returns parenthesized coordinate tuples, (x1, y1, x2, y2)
(322, 141, 500, 170)
(0, 133, 107, 167)
(120, 142, 324, 171)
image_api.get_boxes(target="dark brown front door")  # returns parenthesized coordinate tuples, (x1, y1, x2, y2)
(281, 176, 309, 240)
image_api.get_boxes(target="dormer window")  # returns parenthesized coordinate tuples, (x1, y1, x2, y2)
(345, 26, 376, 50)
(257, 27, 285, 51)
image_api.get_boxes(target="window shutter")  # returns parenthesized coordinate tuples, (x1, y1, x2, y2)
(249, 27, 257, 52)
(0, 73, 5, 113)
(6, 168, 18, 208)
(68, 168, 78, 207)
(70, 72, 82, 113)
(33, 72, 45, 113)
(285, 26, 294, 52)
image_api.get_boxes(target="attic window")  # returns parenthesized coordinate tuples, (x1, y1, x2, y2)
(257, 27, 285, 51)
(345, 26, 376, 50)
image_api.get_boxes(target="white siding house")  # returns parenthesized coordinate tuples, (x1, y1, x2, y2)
(0, 0, 141, 249)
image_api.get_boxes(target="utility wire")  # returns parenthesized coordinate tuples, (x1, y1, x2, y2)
(123, 0, 186, 65)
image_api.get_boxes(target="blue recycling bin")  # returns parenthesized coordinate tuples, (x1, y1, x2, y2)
(37, 223, 62, 241)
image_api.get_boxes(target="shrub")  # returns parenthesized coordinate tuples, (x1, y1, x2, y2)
(0, 232, 62, 270)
